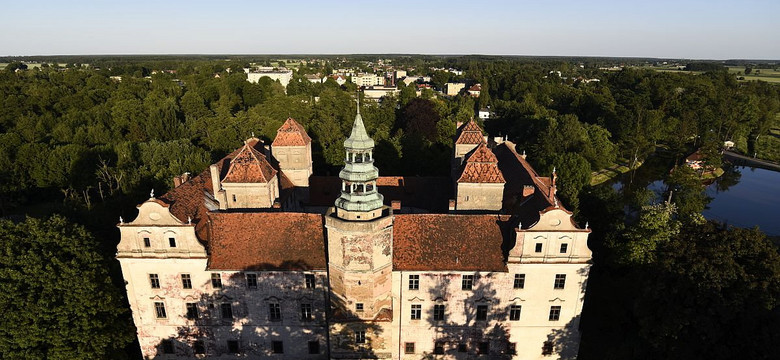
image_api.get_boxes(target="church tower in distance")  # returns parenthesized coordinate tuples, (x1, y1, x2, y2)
(325, 98, 394, 358)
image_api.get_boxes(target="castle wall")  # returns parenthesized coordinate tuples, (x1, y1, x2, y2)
(455, 182, 505, 211)
(391, 263, 589, 360)
(273, 144, 313, 187)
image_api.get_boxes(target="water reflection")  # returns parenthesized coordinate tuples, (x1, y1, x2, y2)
(606, 156, 780, 236)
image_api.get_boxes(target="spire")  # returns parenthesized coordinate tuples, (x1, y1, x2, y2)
(344, 95, 374, 150)
(334, 94, 384, 220)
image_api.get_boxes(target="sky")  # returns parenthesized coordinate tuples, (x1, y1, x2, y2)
(1, 0, 778, 59)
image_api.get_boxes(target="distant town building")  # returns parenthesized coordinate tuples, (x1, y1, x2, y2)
(468, 83, 482, 97)
(445, 82, 466, 96)
(247, 68, 294, 88)
(363, 86, 399, 101)
(351, 73, 385, 87)
(329, 74, 348, 86)
(478, 108, 491, 120)
(304, 74, 326, 84)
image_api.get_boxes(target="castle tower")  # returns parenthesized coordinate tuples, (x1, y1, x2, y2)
(209, 137, 279, 210)
(455, 142, 506, 211)
(325, 100, 394, 358)
(271, 117, 313, 187)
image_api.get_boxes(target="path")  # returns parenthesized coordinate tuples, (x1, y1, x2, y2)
(723, 150, 780, 171)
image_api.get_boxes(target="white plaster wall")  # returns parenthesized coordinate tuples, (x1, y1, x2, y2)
(392, 264, 589, 360)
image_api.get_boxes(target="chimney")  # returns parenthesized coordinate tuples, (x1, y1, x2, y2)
(391, 200, 402, 211)
(522, 185, 535, 197)
(209, 164, 221, 198)
(173, 172, 191, 188)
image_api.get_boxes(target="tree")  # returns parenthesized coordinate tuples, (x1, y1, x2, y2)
(0, 215, 134, 359)
(617, 202, 681, 265)
(633, 222, 780, 360)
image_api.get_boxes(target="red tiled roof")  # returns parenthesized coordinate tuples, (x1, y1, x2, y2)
(468, 84, 481, 92)
(221, 140, 277, 183)
(457, 144, 506, 183)
(207, 212, 326, 271)
(272, 118, 312, 146)
(455, 118, 485, 145)
(393, 214, 509, 272)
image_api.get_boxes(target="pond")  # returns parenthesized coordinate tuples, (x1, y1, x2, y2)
(703, 166, 780, 236)
(608, 155, 780, 236)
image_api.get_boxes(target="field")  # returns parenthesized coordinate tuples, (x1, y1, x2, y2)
(640, 65, 780, 83)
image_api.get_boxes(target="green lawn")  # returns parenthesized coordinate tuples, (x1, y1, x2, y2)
(755, 114, 780, 162)
(590, 158, 642, 186)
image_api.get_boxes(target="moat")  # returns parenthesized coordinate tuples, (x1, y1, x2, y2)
(610, 156, 780, 236)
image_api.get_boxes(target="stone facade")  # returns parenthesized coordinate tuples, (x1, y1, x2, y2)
(117, 110, 592, 359)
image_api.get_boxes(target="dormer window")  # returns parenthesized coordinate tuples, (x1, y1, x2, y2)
(169, 237, 176, 248)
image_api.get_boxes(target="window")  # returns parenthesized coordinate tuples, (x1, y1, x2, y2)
(143, 237, 151, 247)
(434, 342, 445, 355)
(458, 343, 468, 353)
(246, 273, 257, 289)
(272, 341, 284, 354)
(405, 342, 415, 354)
(476, 305, 488, 321)
(514, 274, 525, 289)
(221, 303, 233, 319)
(154, 302, 167, 319)
(554, 274, 566, 289)
(186, 303, 199, 320)
(411, 304, 421, 320)
(162, 339, 174, 354)
(232, 194, 237, 202)
(509, 305, 522, 321)
(560, 243, 568, 253)
(462, 275, 474, 290)
(181, 274, 192, 289)
(478, 342, 489, 355)
(169, 237, 176, 247)
(409, 274, 419, 290)
(433, 304, 445, 321)
(355, 331, 366, 344)
(211, 273, 222, 289)
(305, 274, 316, 289)
(149, 274, 160, 289)
(308, 341, 320, 354)
(269, 303, 281, 321)
(301, 303, 312, 321)
(193, 340, 205, 355)
(355, 303, 364, 312)
(227, 340, 240, 354)
(549, 306, 561, 321)
(535, 243, 543, 252)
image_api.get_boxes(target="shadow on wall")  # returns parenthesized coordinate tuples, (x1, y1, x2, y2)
(543, 315, 581, 360)
(142, 260, 380, 359)
(417, 274, 513, 360)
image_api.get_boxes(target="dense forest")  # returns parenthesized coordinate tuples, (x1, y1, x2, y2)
(1, 56, 779, 359)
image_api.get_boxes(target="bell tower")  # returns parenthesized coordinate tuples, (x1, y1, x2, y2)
(325, 97, 394, 358)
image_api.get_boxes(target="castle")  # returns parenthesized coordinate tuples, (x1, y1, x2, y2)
(117, 104, 592, 359)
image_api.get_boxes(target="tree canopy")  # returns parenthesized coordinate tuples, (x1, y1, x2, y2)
(0, 215, 134, 359)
